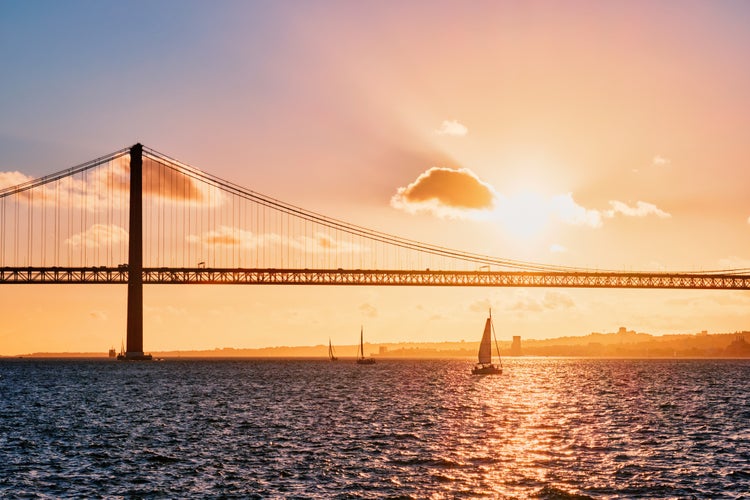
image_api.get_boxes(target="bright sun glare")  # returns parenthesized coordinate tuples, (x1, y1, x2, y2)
(494, 190, 550, 239)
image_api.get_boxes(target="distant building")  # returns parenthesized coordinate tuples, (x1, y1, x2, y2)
(697, 330, 708, 336)
(725, 334, 750, 357)
(510, 336, 522, 356)
(379, 346, 388, 355)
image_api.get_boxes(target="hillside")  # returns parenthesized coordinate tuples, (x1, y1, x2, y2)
(12, 327, 750, 359)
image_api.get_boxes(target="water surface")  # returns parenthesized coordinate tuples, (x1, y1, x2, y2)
(1, 358, 748, 498)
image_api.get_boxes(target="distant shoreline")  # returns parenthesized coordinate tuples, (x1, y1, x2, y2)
(4, 328, 749, 359)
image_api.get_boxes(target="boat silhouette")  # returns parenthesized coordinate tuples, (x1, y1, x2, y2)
(328, 338, 338, 361)
(472, 309, 502, 375)
(356, 326, 375, 365)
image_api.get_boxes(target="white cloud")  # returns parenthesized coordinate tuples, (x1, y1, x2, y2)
(0, 171, 33, 190)
(550, 243, 567, 253)
(652, 155, 671, 166)
(65, 224, 128, 249)
(550, 193, 603, 227)
(605, 200, 671, 219)
(435, 119, 468, 136)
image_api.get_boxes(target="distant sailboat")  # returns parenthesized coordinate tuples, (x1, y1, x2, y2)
(472, 309, 502, 375)
(116, 339, 126, 361)
(356, 326, 375, 365)
(328, 338, 338, 361)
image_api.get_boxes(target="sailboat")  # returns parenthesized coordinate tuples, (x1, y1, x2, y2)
(116, 339, 126, 361)
(328, 338, 338, 361)
(471, 309, 502, 375)
(356, 326, 375, 365)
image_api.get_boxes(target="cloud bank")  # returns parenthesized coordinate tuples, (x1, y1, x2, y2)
(392, 168, 672, 229)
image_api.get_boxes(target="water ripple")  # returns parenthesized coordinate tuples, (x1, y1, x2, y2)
(1, 358, 748, 498)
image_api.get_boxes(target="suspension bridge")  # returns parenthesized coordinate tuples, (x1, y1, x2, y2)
(2, 144, 749, 358)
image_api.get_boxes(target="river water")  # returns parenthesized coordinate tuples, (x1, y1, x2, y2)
(1, 358, 748, 498)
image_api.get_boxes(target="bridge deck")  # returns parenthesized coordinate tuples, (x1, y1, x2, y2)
(1, 267, 749, 289)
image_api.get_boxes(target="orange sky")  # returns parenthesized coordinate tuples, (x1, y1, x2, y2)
(2, 2, 750, 355)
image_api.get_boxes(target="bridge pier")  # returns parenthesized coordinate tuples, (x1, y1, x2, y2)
(122, 143, 151, 361)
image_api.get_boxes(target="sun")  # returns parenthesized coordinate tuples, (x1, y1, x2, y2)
(494, 190, 551, 240)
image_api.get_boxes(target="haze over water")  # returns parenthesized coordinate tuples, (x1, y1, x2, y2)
(1, 357, 748, 498)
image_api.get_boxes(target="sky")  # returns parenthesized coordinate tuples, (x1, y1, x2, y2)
(2, 0, 750, 355)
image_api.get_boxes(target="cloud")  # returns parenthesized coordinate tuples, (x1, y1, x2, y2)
(391, 167, 671, 232)
(507, 291, 575, 314)
(0, 171, 33, 190)
(187, 226, 271, 249)
(302, 233, 367, 254)
(391, 167, 496, 218)
(550, 243, 567, 253)
(542, 291, 575, 310)
(435, 120, 468, 136)
(652, 155, 671, 166)
(359, 302, 378, 318)
(1, 154, 218, 212)
(142, 158, 209, 203)
(605, 200, 671, 219)
(65, 224, 128, 249)
(507, 295, 544, 313)
(551, 193, 603, 227)
(89, 310, 107, 320)
(186, 228, 368, 258)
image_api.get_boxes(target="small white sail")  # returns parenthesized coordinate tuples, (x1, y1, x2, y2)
(477, 318, 493, 364)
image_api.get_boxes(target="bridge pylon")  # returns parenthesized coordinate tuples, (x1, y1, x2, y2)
(122, 143, 151, 361)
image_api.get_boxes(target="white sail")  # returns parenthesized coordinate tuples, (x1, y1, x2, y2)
(477, 317, 493, 364)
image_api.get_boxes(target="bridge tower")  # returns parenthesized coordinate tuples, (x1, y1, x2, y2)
(122, 143, 151, 360)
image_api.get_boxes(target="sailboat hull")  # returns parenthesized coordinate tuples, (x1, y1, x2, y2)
(356, 358, 376, 365)
(472, 364, 501, 375)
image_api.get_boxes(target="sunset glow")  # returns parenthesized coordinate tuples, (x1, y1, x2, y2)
(2, 2, 750, 355)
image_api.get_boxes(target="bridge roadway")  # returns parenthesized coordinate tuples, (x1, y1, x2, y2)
(1, 267, 750, 289)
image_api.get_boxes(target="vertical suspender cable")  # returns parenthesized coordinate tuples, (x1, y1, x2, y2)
(28, 189, 33, 266)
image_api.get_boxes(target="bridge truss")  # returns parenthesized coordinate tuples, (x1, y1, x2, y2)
(1, 267, 749, 290)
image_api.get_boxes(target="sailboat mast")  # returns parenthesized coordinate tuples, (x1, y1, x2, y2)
(490, 308, 502, 364)
(360, 326, 364, 359)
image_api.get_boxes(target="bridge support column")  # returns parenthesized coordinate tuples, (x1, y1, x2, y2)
(122, 143, 151, 360)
